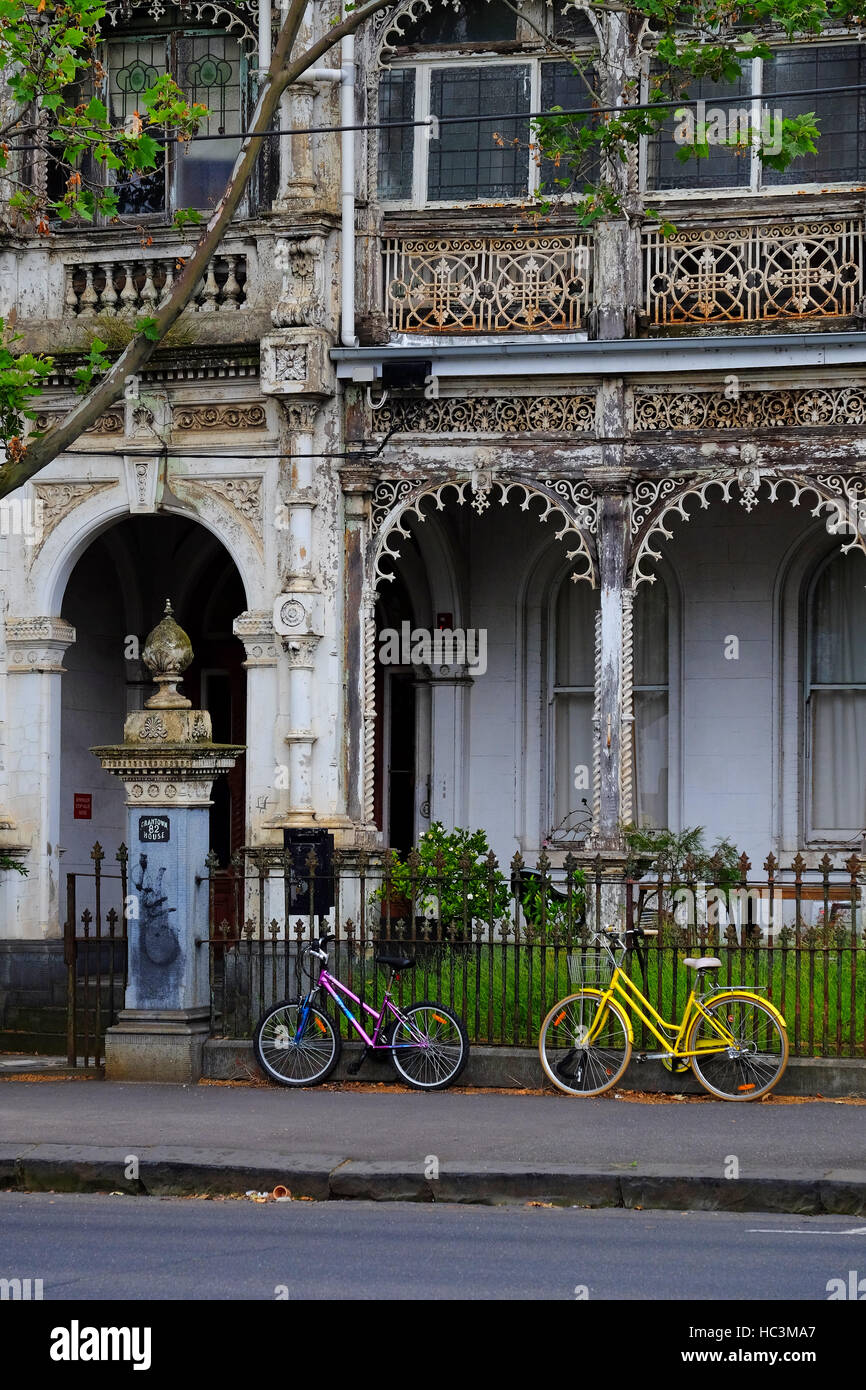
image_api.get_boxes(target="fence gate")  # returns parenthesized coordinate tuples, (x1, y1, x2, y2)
(63, 843, 129, 1067)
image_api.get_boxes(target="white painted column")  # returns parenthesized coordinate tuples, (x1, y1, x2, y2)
(232, 612, 280, 841)
(4, 617, 76, 936)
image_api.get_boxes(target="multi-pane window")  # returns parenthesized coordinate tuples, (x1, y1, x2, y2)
(807, 550, 866, 836)
(632, 582, 669, 828)
(551, 578, 669, 834)
(376, 1, 598, 206)
(47, 27, 248, 221)
(552, 580, 598, 832)
(108, 32, 244, 215)
(646, 43, 866, 191)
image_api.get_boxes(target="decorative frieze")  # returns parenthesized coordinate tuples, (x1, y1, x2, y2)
(375, 394, 596, 435)
(630, 469, 866, 586)
(369, 476, 598, 588)
(634, 385, 866, 431)
(173, 405, 268, 432)
(34, 411, 123, 436)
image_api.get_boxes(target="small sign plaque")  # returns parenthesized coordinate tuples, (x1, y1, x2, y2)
(139, 815, 171, 844)
(73, 794, 92, 820)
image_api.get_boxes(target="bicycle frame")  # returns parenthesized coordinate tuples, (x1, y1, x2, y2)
(583, 959, 784, 1060)
(297, 967, 428, 1050)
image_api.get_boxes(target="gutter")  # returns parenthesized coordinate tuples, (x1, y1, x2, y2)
(332, 331, 866, 381)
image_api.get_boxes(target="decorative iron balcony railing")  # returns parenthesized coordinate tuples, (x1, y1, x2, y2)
(65, 253, 247, 316)
(383, 233, 593, 334)
(643, 217, 864, 327)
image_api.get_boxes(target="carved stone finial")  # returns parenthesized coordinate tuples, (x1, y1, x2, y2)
(141, 599, 193, 709)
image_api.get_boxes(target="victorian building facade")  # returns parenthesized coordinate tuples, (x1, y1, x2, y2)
(2, 0, 866, 1007)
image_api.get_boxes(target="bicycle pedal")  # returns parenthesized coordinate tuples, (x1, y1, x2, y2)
(347, 1061, 363, 1076)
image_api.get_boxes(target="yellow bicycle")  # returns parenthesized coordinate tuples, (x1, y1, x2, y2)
(539, 925, 789, 1101)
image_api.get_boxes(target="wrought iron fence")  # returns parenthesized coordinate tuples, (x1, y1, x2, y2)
(200, 847, 865, 1059)
(63, 844, 129, 1067)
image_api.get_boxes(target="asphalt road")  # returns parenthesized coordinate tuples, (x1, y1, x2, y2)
(2, 1193, 865, 1300)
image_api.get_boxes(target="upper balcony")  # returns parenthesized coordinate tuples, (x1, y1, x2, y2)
(378, 212, 866, 342)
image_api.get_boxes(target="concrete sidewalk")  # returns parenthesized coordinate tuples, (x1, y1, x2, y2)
(1, 1078, 865, 1214)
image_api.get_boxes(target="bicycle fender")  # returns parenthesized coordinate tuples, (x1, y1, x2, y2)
(708, 990, 787, 1031)
(565, 988, 634, 1044)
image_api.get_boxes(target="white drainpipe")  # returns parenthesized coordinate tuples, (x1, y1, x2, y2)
(339, 33, 357, 347)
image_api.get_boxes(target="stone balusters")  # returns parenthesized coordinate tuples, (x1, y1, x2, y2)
(65, 255, 247, 316)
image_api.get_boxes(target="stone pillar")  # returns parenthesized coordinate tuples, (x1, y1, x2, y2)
(340, 470, 374, 828)
(92, 602, 243, 1082)
(596, 492, 631, 844)
(584, 492, 632, 927)
(232, 611, 279, 838)
(4, 616, 76, 934)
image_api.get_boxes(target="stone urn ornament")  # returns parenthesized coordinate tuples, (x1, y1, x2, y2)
(141, 599, 193, 709)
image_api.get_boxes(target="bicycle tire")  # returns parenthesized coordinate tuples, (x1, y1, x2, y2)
(686, 993, 788, 1101)
(539, 990, 632, 1097)
(389, 1001, 469, 1090)
(254, 998, 341, 1087)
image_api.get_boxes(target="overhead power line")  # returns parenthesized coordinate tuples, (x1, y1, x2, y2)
(6, 80, 866, 153)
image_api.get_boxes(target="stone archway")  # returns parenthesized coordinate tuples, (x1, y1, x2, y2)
(59, 514, 248, 883)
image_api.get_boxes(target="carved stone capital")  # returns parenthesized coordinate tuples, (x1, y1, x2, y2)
(6, 616, 76, 673)
(282, 633, 321, 668)
(233, 610, 279, 667)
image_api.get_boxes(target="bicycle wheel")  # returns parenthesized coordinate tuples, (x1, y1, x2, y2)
(389, 1002, 469, 1090)
(254, 999, 341, 1087)
(686, 993, 788, 1101)
(539, 991, 632, 1097)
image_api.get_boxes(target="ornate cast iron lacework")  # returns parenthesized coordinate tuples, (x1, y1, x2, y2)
(630, 471, 866, 586)
(643, 219, 864, 326)
(374, 393, 595, 434)
(384, 235, 592, 333)
(370, 477, 598, 589)
(634, 385, 866, 430)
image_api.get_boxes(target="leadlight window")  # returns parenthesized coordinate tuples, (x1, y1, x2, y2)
(807, 549, 866, 837)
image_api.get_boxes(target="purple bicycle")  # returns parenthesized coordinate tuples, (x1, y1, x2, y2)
(253, 931, 469, 1090)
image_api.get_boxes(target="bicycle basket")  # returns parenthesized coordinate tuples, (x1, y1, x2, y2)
(567, 951, 616, 987)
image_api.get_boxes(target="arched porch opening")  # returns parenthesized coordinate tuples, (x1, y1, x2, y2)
(59, 514, 248, 879)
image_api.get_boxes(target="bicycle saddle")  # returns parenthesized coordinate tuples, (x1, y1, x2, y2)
(375, 953, 415, 970)
(683, 956, 722, 970)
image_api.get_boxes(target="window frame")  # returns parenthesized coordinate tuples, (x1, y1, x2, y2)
(803, 548, 866, 843)
(546, 576, 598, 840)
(376, 10, 598, 211)
(50, 24, 252, 228)
(640, 37, 866, 200)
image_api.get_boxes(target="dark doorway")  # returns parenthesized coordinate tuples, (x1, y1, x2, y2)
(60, 515, 247, 879)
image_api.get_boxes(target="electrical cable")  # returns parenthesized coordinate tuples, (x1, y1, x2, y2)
(7, 80, 866, 153)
